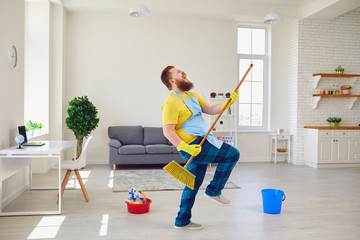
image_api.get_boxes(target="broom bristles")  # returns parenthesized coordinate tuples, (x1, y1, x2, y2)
(163, 160, 195, 190)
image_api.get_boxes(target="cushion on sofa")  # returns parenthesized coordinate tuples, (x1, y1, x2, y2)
(108, 126, 143, 145)
(145, 144, 172, 154)
(144, 127, 169, 145)
(108, 139, 122, 148)
(118, 145, 146, 155)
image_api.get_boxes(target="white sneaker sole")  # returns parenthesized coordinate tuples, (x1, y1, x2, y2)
(174, 225, 204, 230)
(203, 193, 231, 206)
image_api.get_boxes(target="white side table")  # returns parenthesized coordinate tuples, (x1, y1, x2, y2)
(269, 133, 291, 163)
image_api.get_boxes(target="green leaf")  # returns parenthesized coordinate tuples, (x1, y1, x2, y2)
(66, 96, 100, 140)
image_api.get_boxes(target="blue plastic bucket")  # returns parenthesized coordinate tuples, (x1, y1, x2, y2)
(261, 189, 286, 214)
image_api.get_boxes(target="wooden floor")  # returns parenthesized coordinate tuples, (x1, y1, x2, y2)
(1, 163, 360, 240)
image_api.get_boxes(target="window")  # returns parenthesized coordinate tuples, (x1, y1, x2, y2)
(24, 1, 49, 136)
(237, 27, 268, 130)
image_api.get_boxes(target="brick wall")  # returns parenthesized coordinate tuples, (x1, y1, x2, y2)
(287, 21, 299, 164)
(289, 7, 360, 164)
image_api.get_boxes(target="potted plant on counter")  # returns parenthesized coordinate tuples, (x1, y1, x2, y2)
(327, 117, 342, 127)
(66, 96, 99, 159)
(335, 65, 344, 74)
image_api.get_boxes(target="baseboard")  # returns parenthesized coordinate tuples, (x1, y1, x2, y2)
(2, 183, 28, 207)
(88, 160, 109, 165)
(291, 161, 305, 165)
(305, 162, 360, 168)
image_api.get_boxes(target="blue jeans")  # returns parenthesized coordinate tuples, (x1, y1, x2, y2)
(174, 137, 240, 227)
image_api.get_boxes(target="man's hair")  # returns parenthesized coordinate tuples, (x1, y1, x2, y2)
(161, 66, 175, 90)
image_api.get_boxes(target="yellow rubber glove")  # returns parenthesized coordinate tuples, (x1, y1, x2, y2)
(221, 90, 238, 110)
(177, 141, 202, 156)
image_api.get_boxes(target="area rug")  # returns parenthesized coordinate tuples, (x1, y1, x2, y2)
(113, 169, 240, 192)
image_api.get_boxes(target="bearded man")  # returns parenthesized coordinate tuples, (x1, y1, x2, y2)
(161, 66, 240, 230)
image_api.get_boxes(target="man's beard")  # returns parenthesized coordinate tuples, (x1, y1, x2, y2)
(175, 79, 194, 92)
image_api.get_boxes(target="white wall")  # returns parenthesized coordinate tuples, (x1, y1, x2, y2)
(290, 7, 360, 164)
(0, 0, 27, 204)
(65, 12, 241, 163)
(4, 5, 358, 169)
(64, 11, 312, 164)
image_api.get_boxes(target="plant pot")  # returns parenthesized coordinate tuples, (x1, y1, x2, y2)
(330, 122, 339, 127)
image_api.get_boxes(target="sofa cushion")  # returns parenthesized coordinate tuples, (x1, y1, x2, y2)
(145, 144, 172, 154)
(144, 127, 169, 145)
(118, 145, 146, 155)
(108, 126, 143, 145)
(108, 139, 122, 148)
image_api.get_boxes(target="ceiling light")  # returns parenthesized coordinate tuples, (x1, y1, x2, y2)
(264, 12, 283, 24)
(129, 4, 150, 18)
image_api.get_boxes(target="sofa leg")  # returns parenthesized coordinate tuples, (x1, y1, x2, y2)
(113, 164, 116, 171)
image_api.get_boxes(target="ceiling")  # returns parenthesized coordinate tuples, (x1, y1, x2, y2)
(62, 0, 360, 23)
(220, 0, 315, 7)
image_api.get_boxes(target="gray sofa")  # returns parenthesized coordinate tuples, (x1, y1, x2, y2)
(108, 126, 185, 170)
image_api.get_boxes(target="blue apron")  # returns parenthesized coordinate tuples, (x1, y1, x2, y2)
(171, 90, 223, 149)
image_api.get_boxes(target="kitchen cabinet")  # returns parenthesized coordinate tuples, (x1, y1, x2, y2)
(318, 133, 350, 162)
(304, 128, 360, 168)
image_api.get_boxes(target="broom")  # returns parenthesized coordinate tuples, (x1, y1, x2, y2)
(163, 64, 254, 189)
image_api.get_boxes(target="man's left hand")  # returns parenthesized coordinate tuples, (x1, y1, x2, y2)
(221, 90, 238, 110)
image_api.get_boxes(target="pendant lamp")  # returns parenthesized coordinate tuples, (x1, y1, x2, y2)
(264, 12, 283, 24)
(129, 4, 150, 18)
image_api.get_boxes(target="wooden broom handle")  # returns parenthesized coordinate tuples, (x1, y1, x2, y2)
(185, 63, 253, 168)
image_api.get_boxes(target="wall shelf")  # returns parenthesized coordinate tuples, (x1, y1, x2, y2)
(312, 94, 360, 109)
(207, 95, 237, 147)
(313, 73, 360, 88)
(312, 94, 360, 97)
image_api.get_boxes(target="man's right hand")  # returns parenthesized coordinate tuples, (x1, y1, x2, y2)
(177, 141, 202, 156)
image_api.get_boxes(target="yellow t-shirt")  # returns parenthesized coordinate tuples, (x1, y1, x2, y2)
(161, 91, 207, 144)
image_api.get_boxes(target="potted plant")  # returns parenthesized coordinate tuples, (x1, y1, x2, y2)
(36, 123, 43, 134)
(326, 117, 342, 127)
(25, 121, 44, 135)
(335, 65, 344, 74)
(66, 96, 99, 159)
(25, 120, 37, 136)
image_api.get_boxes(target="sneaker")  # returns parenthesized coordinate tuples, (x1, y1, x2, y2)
(174, 221, 204, 230)
(204, 193, 231, 206)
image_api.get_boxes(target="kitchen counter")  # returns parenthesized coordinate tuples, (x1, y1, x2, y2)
(304, 127, 360, 168)
(304, 126, 360, 130)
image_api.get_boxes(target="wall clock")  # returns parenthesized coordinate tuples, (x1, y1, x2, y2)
(7, 45, 17, 69)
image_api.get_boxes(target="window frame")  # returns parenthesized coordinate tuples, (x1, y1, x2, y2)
(237, 26, 269, 131)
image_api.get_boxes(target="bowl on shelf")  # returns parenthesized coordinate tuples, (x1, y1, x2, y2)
(277, 148, 287, 153)
(341, 85, 351, 95)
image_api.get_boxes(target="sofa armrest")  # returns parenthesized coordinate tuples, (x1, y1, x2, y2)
(108, 139, 122, 148)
